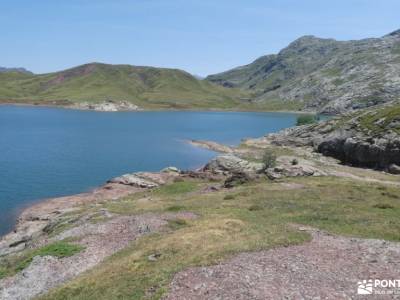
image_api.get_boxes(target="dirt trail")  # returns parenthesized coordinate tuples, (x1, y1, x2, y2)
(165, 227, 400, 300)
(328, 169, 400, 186)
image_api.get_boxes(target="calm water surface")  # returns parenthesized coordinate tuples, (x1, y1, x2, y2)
(0, 105, 301, 235)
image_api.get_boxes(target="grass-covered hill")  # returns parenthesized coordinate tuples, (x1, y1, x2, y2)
(207, 29, 400, 113)
(0, 63, 247, 110)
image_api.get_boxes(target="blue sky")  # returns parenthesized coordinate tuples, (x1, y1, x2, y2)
(1, 0, 399, 76)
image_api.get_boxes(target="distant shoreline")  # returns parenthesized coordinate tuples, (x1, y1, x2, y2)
(0, 101, 319, 115)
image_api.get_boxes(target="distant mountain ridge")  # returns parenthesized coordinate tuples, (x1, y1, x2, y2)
(0, 67, 32, 74)
(0, 63, 245, 110)
(3, 29, 400, 113)
(207, 29, 400, 113)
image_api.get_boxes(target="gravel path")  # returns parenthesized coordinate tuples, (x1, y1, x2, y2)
(165, 227, 400, 299)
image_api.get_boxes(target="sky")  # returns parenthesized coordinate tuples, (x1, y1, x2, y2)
(1, 0, 399, 76)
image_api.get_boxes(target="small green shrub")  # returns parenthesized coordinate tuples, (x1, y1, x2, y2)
(224, 194, 235, 200)
(381, 192, 399, 199)
(168, 219, 188, 230)
(0, 267, 7, 279)
(373, 203, 394, 209)
(248, 205, 263, 211)
(296, 115, 319, 126)
(291, 158, 299, 165)
(166, 205, 185, 212)
(262, 150, 277, 169)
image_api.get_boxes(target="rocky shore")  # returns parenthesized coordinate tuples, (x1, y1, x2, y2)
(0, 169, 182, 258)
(70, 100, 141, 112)
(1, 101, 142, 113)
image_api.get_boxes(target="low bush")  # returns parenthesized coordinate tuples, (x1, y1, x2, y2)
(166, 205, 185, 212)
(262, 150, 277, 169)
(373, 203, 394, 209)
(168, 218, 188, 230)
(296, 115, 319, 126)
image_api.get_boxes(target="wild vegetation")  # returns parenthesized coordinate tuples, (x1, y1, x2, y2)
(261, 149, 277, 169)
(296, 114, 319, 126)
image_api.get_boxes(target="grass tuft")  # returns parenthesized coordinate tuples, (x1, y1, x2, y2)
(0, 241, 84, 280)
(168, 219, 188, 230)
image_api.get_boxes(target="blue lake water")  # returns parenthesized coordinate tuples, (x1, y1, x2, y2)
(0, 105, 301, 236)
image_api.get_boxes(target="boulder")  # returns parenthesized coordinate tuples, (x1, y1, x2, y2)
(0, 220, 48, 256)
(203, 155, 264, 175)
(265, 165, 325, 180)
(388, 164, 400, 174)
(265, 158, 327, 180)
(108, 174, 158, 188)
(161, 166, 180, 173)
(224, 172, 253, 188)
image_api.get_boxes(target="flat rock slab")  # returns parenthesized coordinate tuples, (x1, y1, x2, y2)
(165, 229, 400, 299)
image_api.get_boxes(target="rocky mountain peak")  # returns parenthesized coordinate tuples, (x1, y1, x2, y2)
(385, 29, 400, 38)
(207, 29, 400, 114)
(284, 35, 336, 48)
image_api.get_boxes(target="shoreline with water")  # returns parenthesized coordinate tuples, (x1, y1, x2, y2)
(0, 101, 319, 115)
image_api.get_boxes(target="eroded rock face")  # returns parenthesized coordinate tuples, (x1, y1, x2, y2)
(318, 136, 400, 168)
(264, 104, 400, 171)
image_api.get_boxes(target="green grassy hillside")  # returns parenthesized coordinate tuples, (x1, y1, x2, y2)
(0, 63, 247, 109)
